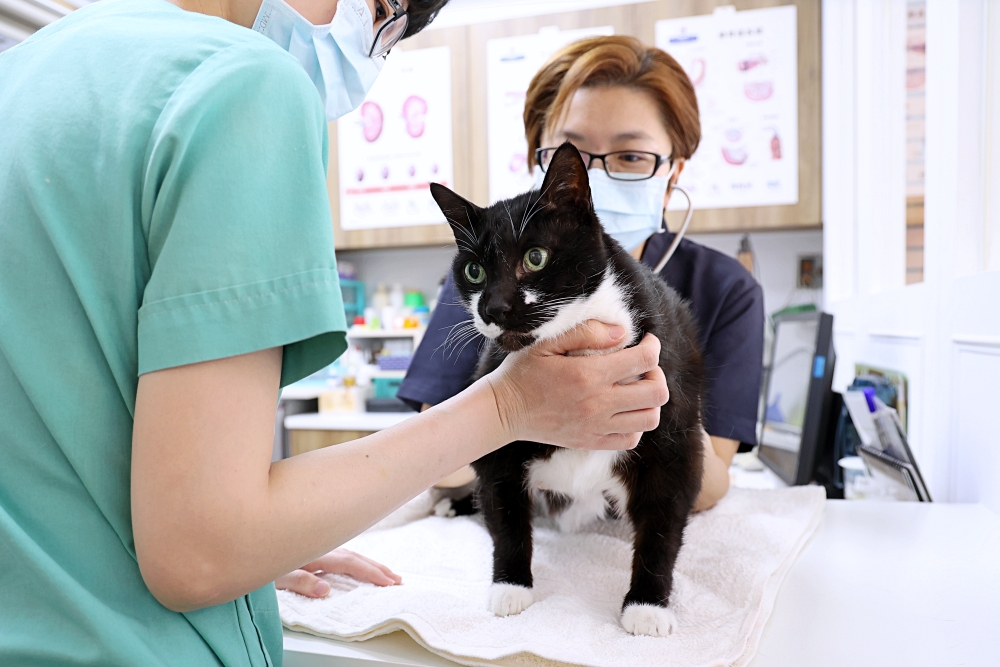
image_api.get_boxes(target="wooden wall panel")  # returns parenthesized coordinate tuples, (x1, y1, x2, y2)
(328, 26, 469, 249)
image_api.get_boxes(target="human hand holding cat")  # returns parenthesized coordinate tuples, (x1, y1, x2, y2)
(486, 320, 669, 451)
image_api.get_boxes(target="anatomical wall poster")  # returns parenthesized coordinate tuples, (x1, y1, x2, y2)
(486, 25, 614, 204)
(656, 5, 798, 210)
(338, 46, 453, 230)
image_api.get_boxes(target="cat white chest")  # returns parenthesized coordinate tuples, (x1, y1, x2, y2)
(527, 449, 629, 532)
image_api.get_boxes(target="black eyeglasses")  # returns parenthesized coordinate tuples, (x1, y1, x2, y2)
(369, 0, 408, 58)
(535, 146, 673, 181)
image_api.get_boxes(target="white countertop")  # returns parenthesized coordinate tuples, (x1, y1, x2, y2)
(283, 500, 1000, 667)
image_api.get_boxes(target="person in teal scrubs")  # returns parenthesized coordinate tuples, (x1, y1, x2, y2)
(0, 0, 670, 664)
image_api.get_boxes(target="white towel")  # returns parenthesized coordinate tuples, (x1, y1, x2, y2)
(279, 486, 825, 667)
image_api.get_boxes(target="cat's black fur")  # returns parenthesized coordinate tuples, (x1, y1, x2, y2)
(429, 143, 704, 634)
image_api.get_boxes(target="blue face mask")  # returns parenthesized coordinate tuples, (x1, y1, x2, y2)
(253, 0, 384, 121)
(534, 167, 674, 252)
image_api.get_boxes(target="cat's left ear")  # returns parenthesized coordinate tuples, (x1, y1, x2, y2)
(537, 141, 592, 210)
(430, 183, 481, 241)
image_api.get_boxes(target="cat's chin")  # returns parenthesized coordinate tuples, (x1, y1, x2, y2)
(496, 331, 536, 352)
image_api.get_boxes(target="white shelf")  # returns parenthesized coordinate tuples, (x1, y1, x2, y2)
(347, 327, 423, 339)
(280, 384, 328, 401)
(284, 411, 415, 432)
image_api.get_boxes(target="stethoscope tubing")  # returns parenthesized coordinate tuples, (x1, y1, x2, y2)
(652, 183, 693, 274)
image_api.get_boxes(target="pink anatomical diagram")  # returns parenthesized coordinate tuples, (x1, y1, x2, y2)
(402, 95, 428, 138)
(737, 55, 768, 72)
(361, 101, 383, 142)
(687, 58, 706, 86)
(508, 153, 526, 173)
(744, 81, 773, 101)
(722, 147, 748, 165)
(721, 129, 748, 165)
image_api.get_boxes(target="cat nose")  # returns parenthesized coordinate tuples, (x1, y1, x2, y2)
(483, 297, 513, 324)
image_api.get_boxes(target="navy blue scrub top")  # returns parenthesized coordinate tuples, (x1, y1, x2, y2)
(398, 232, 765, 451)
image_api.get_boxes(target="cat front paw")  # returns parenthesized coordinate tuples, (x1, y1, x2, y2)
(487, 583, 534, 617)
(621, 603, 677, 637)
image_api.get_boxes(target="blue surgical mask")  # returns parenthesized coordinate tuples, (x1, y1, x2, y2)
(253, 0, 384, 121)
(533, 167, 673, 252)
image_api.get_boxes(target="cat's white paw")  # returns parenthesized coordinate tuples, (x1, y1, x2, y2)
(433, 498, 456, 518)
(487, 583, 534, 617)
(621, 603, 677, 637)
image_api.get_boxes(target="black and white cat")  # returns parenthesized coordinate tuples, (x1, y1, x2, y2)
(428, 143, 705, 637)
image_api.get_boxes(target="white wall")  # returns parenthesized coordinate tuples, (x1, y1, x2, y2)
(688, 230, 823, 320)
(822, 0, 1000, 510)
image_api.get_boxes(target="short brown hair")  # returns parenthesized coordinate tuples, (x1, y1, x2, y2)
(523, 35, 701, 169)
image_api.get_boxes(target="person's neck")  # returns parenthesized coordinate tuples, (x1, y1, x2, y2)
(167, 0, 261, 28)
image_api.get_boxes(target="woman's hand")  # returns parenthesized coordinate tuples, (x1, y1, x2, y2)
(275, 549, 401, 598)
(487, 322, 669, 451)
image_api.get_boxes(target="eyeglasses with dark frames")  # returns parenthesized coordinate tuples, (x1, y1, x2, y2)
(369, 0, 408, 58)
(534, 146, 674, 181)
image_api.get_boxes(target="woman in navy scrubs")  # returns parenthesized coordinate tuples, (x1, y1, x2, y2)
(399, 36, 765, 511)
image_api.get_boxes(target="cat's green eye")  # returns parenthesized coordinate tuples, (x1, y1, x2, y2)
(464, 261, 486, 284)
(523, 247, 550, 272)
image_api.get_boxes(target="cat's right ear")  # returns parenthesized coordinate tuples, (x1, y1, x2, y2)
(430, 183, 480, 243)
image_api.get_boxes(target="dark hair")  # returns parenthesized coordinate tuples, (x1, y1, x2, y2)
(402, 0, 451, 39)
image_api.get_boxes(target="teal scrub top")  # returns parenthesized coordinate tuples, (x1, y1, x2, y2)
(0, 0, 349, 664)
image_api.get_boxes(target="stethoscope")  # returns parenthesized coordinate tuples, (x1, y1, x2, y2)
(652, 182, 694, 274)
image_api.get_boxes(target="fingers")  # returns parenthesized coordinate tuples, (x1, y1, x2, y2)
(599, 334, 661, 385)
(537, 320, 627, 356)
(610, 366, 670, 413)
(338, 556, 401, 586)
(605, 406, 662, 435)
(344, 550, 403, 585)
(307, 548, 402, 586)
(275, 569, 330, 598)
(591, 431, 643, 451)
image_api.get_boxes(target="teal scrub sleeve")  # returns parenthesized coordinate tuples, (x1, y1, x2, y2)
(137, 43, 347, 386)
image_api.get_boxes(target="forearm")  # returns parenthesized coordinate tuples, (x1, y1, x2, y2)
(693, 433, 738, 512)
(137, 376, 505, 612)
(260, 380, 504, 580)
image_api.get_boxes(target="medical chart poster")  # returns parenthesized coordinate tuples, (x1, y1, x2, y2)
(486, 26, 614, 204)
(656, 6, 799, 210)
(338, 46, 454, 230)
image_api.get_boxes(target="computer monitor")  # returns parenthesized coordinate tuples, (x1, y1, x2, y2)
(758, 311, 837, 486)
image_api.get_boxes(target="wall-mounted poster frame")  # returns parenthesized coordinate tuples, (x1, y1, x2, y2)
(328, 25, 470, 249)
(633, 0, 821, 233)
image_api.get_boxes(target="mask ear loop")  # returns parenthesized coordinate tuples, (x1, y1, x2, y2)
(653, 182, 693, 274)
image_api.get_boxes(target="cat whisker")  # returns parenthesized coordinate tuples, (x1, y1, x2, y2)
(436, 320, 480, 358)
(453, 327, 485, 359)
(502, 200, 518, 241)
(519, 186, 551, 235)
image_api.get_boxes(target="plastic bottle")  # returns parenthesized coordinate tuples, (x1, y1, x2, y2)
(389, 283, 405, 309)
(372, 283, 390, 309)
